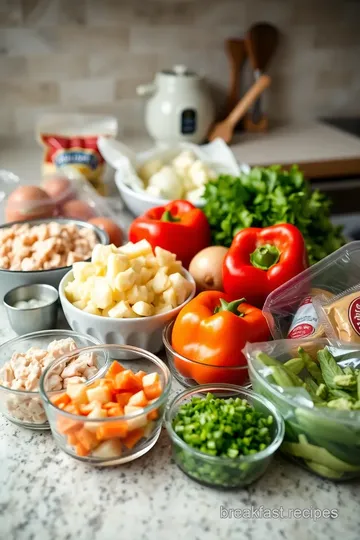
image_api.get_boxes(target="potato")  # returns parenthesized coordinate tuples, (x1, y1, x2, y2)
(132, 301, 154, 317)
(68, 239, 192, 319)
(91, 278, 113, 309)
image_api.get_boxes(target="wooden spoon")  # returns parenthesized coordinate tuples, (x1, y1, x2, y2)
(244, 22, 279, 131)
(225, 38, 247, 115)
(208, 74, 271, 143)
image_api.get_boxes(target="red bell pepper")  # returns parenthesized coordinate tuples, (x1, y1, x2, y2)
(129, 200, 211, 268)
(223, 224, 308, 307)
(171, 291, 270, 385)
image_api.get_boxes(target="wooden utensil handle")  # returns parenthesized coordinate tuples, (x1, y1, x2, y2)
(244, 113, 269, 132)
(227, 74, 271, 127)
(225, 39, 247, 114)
(228, 65, 241, 112)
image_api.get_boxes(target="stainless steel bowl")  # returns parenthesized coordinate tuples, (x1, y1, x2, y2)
(0, 218, 109, 301)
(4, 284, 59, 335)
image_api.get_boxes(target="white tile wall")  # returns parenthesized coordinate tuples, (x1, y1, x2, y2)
(0, 0, 359, 136)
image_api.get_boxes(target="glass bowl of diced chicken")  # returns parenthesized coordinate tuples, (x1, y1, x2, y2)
(59, 240, 196, 353)
(0, 330, 105, 430)
(39, 344, 171, 465)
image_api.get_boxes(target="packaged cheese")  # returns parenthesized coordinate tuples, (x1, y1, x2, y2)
(37, 114, 118, 195)
(315, 285, 360, 343)
(287, 288, 334, 340)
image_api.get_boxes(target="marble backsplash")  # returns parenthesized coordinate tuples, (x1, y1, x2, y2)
(0, 0, 360, 137)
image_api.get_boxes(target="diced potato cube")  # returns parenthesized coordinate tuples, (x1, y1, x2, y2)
(92, 439, 122, 458)
(155, 246, 177, 267)
(91, 278, 113, 310)
(91, 244, 113, 265)
(83, 302, 102, 316)
(130, 256, 146, 274)
(106, 253, 129, 281)
(139, 285, 149, 302)
(94, 263, 106, 276)
(66, 383, 88, 405)
(142, 372, 160, 387)
(162, 286, 177, 308)
(73, 299, 87, 310)
(112, 289, 125, 303)
(115, 267, 137, 291)
(154, 303, 172, 315)
(65, 280, 82, 302)
(169, 273, 192, 305)
(73, 262, 96, 282)
(108, 301, 136, 319)
(84, 405, 108, 432)
(132, 301, 154, 317)
(102, 303, 117, 317)
(152, 293, 163, 307)
(145, 255, 159, 271)
(66, 277, 95, 303)
(152, 268, 170, 294)
(119, 240, 153, 259)
(127, 285, 148, 304)
(126, 285, 139, 305)
(138, 267, 153, 285)
(147, 288, 155, 304)
(82, 278, 96, 300)
(143, 421, 156, 438)
(86, 386, 111, 405)
(124, 405, 148, 430)
(167, 261, 183, 275)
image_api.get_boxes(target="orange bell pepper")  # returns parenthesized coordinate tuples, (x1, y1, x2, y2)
(171, 291, 270, 384)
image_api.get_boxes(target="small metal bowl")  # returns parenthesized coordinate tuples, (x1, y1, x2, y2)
(4, 284, 59, 335)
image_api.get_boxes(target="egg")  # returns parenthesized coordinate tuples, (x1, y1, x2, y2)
(5, 185, 55, 223)
(61, 199, 96, 221)
(88, 217, 123, 247)
(43, 176, 75, 205)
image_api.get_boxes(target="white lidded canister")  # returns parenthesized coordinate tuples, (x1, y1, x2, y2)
(137, 65, 215, 146)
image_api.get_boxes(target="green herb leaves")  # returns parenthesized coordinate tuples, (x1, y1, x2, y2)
(203, 165, 345, 264)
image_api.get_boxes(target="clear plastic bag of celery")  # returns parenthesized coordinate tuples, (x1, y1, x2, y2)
(244, 338, 360, 480)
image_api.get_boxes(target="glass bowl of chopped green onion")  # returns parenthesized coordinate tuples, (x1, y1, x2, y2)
(244, 338, 360, 481)
(165, 384, 284, 489)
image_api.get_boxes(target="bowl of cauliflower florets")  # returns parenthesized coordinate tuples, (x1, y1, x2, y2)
(116, 150, 216, 217)
(98, 138, 242, 217)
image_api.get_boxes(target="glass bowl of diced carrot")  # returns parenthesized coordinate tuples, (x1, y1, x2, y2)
(39, 344, 171, 465)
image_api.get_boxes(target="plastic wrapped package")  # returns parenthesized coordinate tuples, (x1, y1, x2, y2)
(263, 241, 360, 340)
(314, 284, 360, 343)
(37, 114, 118, 195)
(0, 169, 124, 240)
(244, 337, 360, 480)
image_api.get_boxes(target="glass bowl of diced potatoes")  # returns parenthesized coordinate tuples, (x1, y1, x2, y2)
(39, 344, 171, 465)
(59, 240, 196, 353)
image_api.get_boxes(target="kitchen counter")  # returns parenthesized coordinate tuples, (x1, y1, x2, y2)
(0, 131, 360, 540)
(230, 122, 360, 166)
(0, 307, 360, 540)
(2, 121, 360, 183)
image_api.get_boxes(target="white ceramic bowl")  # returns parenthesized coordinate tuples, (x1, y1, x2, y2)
(59, 268, 196, 353)
(115, 174, 204, 217)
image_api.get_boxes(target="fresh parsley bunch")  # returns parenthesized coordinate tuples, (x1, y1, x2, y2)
(203, 165, 345, 264)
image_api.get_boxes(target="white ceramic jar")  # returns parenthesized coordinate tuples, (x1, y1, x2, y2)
(137, 65, 215, 146)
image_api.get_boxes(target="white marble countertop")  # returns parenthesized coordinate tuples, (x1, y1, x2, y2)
(0, 134, 360, 540)
(0, 307, 359, 540)
(2, 121, 360, 177)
